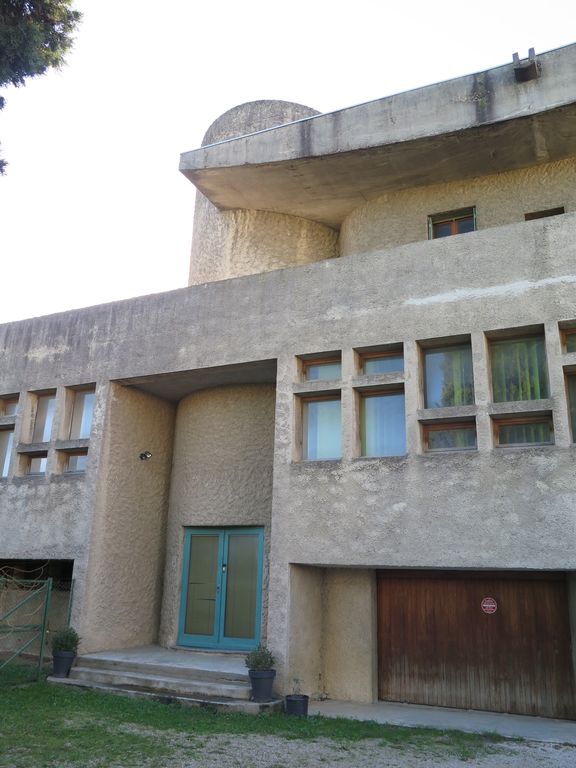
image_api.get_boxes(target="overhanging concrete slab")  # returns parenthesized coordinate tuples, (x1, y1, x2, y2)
(180, 44, 576, 227)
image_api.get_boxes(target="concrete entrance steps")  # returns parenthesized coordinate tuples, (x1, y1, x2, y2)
(48, 644, 282, 714)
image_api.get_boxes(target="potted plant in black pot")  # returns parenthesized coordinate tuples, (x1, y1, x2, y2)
(285, 677, 309, 717)
(245, 644, 275, 702)
(51, 627, 80, 678)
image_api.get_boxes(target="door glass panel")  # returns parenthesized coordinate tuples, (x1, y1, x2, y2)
(184, 535, 219, 636)
(224, 534, 258, 639)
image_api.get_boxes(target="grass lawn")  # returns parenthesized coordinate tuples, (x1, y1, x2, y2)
(0, 681, 509, 768)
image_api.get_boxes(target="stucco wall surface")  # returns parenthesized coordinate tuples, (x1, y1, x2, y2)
(322, 569, 377, 702)
(340, 158, 576, 257)
(80, 384, 174, 652)
(160, 384, 276, 646)
(189, 207, 339, 285)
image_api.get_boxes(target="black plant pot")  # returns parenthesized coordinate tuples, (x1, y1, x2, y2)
(248, 669, 276, 702)
(285, 694, 309, 717)
(52, 650, 76, 678)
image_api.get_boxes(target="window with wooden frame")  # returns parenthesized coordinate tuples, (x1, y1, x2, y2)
(301, 357, 342, 382)
(489, 335, 549, 402)
(301, 395, 341, 460)
(524, 206, 565, 221)
(422, 421, 477, 452)
(360, 349, 404, 375)
(428, 207, 476, 239)
(562, 328, 576, 354)
(492, 415, 554, 447)
(423, 343, 474, 408)
(360, 388, 406, 457)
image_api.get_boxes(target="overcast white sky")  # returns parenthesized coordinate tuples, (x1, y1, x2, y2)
(0, 1, 572, 324)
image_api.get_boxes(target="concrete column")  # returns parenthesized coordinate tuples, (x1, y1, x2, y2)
(545, 320, 571, 447)
(341, 348, 358, 460)
(471, 332, 492, 452)
(403, 341, 421, 454)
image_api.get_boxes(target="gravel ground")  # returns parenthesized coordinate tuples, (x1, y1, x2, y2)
(116, 730, 576, 768)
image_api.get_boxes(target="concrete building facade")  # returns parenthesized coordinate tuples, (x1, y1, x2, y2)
(2, 44, 576, 718)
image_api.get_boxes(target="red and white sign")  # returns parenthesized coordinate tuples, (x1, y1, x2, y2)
(481, 597, 498, 614)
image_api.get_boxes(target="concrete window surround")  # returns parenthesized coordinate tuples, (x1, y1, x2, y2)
(290, 321, 575, 460)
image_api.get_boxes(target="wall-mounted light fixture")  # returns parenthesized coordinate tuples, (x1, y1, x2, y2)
(139, 451, 152, 461)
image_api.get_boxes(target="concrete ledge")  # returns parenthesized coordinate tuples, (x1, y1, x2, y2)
(47, 676, 283, 715)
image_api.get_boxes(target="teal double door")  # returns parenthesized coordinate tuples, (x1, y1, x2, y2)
(178, 528, 264, 651)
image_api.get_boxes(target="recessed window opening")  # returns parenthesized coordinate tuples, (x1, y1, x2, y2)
(0, 428, 14, 477)
(302, 358, 342, 382)
(361, 350, 404, 375)
(26, 453, 48, 475)
(490, 335, 549, 402)
(423, 344, 474, 408)
(567, 375, 576, 442)
(64, 450, 88, 473)
(302, 396, 341, 460)
(32, 393, 56, 442)
(563, 329, 576, 354)
(69, 388, 95, 439)
(423, 422, 477, 452)
(494, 416, 554, 447)
(360, 389, 406, 457)
(0, 396, 18, 417)
(524, 207, 565, 221)
(428, 208, 476, 239)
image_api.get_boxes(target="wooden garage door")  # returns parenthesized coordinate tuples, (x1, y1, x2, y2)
(377, 571, 576, 719)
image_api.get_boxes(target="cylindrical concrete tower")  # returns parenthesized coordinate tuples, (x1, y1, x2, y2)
(188, 101, 339, 285)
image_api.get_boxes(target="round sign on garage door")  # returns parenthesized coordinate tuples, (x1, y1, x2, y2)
(481, 597, 498, 614)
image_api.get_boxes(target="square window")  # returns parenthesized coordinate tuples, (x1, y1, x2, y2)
(0, 429, 14, 477)
(26, 453, 48, 475)
(303, 359, 342, 381)
(361, 352, 404, 375)
(69, 388, 95, 439)
(423, 422, 477, 452)
(32, 393, 56, 442)
(429, 208, 475, 239)
(567, 376, 576, 442)
(490, 336, 549, 402)
(0, 396, 18, 417)
(65, 450, 88, 473)
(302, 397, 341, 460)
(361, 390, 406, 457)
(423, 344, 474, 408)
(494, 417, 553, 447)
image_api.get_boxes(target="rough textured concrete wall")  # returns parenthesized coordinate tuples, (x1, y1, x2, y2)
(188, 101, 338, 285)
(80, 384, 175, 652)
(340, 158, 576, 257)
(160, 384, 276, 646)
(286, 565, 324, 696)
(322, 569, 377, 702)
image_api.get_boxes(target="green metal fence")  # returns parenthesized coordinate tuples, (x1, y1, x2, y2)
(0, 577, 52, 682)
